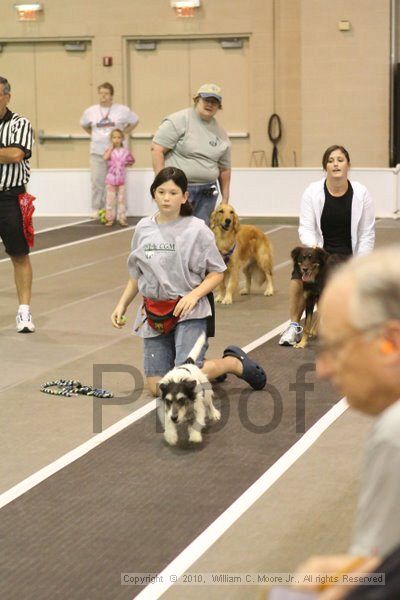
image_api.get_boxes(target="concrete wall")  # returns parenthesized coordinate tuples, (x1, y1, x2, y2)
(29, 167, 399, 218)
(0, 0, 392, 168)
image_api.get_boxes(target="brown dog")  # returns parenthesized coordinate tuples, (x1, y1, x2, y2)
(210, 203, 274, 305)
(290, 246, 330, 348)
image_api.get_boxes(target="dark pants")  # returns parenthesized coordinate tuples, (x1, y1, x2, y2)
(188, 182, 219, 226)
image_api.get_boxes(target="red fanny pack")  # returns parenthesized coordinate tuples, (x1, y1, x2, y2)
(18, 193, 36, 248)
(143, 297, 181, 334)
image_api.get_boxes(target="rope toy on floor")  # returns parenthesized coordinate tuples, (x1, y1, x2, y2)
(40, 379, 114, 398)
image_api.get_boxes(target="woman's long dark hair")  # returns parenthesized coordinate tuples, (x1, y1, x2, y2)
(150, 167, 192, 216)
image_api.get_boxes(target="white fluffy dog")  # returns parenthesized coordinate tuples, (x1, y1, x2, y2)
(157, 333, 221, 446)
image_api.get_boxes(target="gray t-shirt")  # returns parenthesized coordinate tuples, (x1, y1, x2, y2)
(128, 214, 226, 337)
(152, 108, 231, 184)
(350, 399, 400, 557)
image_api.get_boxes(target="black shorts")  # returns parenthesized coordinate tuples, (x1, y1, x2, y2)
(0, 186, 29, 256)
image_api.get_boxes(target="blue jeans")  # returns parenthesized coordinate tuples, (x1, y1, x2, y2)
(188, 182, 219, 226)
(143, 318, 208, 376)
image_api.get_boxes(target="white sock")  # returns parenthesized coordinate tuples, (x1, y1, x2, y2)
(18, 304, 30, 314)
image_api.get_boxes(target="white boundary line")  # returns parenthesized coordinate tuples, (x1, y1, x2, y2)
(0, 218, 92, 242)
(0, 318, 342, 520)
(0, 225, 298, 508)
(135, 399, 348, 600)
(0, 224, 135, 263)
(0, 317, 293, 503)
(0, 221, 290, 264)
(258, 224, 293, 235)
(0, 284, 124, 335)
(0, 324, 287, 506)
(0, 252, 128, 293)
(0, 252, 292, 334)
(0, 400, 156, 510)
(0, 267, 347, 600)
(34, 218, 92, 234)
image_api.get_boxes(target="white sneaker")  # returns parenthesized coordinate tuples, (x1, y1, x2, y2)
(16, 311, 35, 333)
(279, 322, 303, 346)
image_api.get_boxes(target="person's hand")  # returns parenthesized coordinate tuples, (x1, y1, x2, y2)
(173, 292, 200, 317)
(111, 306, 127, 328)
(318, 556, 379, 600)
(293, 554, 379, 599)
(294, 555, 351, 592)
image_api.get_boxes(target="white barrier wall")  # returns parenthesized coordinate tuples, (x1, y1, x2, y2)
(29, 168, 399, 218)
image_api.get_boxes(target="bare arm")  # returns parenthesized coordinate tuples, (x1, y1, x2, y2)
(103, 147, 113, 161)
(293, 554, 379, 598)
(81, 124, 92, 135)
(151, 142, 169, 174)
(123, 121, 139, 136)
(0, 147, 25, 164)
(218, 168, 231, 203)
(174, 271, 224, 317)
(111, 277, 139, 328)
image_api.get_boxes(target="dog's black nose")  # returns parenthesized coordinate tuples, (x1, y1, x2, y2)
(171, 415, 178, 422)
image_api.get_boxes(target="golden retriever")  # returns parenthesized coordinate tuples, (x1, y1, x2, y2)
(210, 203, 274, 305)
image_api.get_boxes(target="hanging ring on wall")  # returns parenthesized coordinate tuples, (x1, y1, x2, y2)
(268, 113, 282, 167)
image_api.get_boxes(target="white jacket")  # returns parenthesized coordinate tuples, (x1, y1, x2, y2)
(298, 178, 375, 255)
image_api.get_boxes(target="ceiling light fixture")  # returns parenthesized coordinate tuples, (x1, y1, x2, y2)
(14, 3, 43, 21)
(171, 0, 200, 18)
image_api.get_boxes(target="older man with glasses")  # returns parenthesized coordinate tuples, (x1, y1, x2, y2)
(317, 246, 400, 558)
(270, 247, 400, 600)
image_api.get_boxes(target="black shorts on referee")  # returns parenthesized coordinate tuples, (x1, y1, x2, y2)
(0, 186, 29, 256)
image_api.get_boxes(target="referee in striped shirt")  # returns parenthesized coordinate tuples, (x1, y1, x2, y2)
(0, 76, 35, 333)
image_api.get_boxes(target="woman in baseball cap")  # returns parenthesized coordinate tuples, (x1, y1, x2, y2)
(151, 82, 231, 226)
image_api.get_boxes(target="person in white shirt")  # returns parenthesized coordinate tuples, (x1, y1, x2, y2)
(279, 145, 375, 347)
(80, 82, 139, 218)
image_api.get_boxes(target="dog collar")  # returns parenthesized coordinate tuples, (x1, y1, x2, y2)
(222, 243, 236, 264)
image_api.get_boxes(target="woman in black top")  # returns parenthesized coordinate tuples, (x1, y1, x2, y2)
(279, 145, 375, 346)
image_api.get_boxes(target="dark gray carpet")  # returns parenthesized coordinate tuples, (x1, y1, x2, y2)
(0, 337, 339, 600)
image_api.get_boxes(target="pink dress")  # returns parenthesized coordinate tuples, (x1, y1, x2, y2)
(105, 148, 135, 186)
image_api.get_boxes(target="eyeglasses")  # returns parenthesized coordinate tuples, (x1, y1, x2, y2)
(316, 323, 384, 357)
(201, 97, 219, 105)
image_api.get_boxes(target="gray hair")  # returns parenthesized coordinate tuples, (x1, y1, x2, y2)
(0, 77, 11, 94)
(335, 245, 400, 330)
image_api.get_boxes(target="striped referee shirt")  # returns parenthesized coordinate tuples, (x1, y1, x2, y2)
(0, 108, 33, 192)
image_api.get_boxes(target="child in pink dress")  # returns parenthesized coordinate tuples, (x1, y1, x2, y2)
(103, 128, 135, 226)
